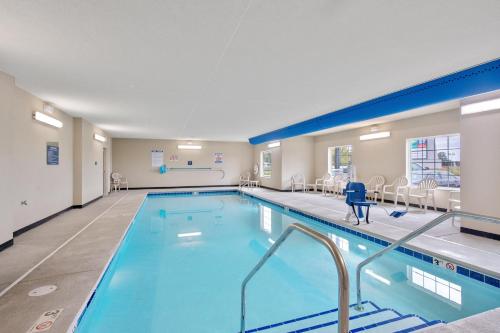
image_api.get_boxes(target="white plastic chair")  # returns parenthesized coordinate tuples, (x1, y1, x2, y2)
(315, 173, 331, 192)
(409, 178, 438, 212)
(366, 175, 385, 201)
(381, 176, 409, 208)
(239, 172, 250, 188)
(111, 172, 128, 191)
(324, 174, 345, 197)
(448, 190, 461, 212)
(291, 174, 306, 192)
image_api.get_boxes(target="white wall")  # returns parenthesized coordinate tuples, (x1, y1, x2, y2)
(314, 110, 461, 209)
(461, 109, 500, 234)
(112, 139, 252, 188)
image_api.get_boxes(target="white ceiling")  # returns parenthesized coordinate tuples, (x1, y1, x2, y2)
(1, 0, 499, 142)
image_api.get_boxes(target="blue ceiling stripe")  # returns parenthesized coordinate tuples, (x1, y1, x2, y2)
(249, 58, 500, 145)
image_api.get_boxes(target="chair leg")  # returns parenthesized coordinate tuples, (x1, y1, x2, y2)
(351, 205, 360, 225)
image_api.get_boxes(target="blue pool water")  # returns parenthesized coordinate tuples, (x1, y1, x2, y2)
(76, 193, 500, 332)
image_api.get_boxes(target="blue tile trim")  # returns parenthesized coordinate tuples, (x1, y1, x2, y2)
(147, 190, 238, 197)
(240, 191, 500, 290)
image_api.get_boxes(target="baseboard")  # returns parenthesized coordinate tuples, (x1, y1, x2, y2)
(0, 239, 13, 252)
(13, 196, 104, 238)
(259, 185, 292, 192)
(128, 185, 239, 190)
(72, 195, 103, 209)
(460, 227, 500, 241)
(14, 206, 73, 237)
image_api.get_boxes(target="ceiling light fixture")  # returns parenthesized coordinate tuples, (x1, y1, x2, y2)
(33, 111, 63, 128)
(461, 97, 500, 115)
(94, 133, 107, 142)
(360, 131, 390, 141)
(267, 141, 280, 148)
(178, 144, 202, 150)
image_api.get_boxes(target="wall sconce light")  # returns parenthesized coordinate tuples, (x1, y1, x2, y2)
(178, 144, 202, 150)
(360, 131, 390, 141)
(94, 133, 107, 142)
(33, 111, 63, 128)
(461, 97, 500, 115)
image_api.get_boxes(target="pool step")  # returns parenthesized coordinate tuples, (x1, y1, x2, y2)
(245, 301, 443, 333)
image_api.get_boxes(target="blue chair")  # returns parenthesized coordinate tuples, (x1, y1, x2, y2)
(345, 182, 377, 225)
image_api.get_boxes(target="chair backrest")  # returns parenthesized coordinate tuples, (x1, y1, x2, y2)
(111, 172, 122, 181)
(322, 173, 331, 181)
(418, 178, 438, 190)
(241, 171, 250, 180)
(292, 174, 305, 183)
(345, 182, 367, 205)
(392, 176, 408, 187)
(333, 174, 344, 182)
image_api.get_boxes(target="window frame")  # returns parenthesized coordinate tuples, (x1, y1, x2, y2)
(405, 133, 461, 189)
(327, 145, 353, 176)
(260, 150, 272, 178)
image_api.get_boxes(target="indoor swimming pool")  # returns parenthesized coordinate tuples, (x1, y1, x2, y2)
(75, 192, 500, 332)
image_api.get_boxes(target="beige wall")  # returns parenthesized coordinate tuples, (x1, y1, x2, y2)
(461, 109, 500, 234)
(314, 110, 461, 209)
(281, 137, 315, 190)
(112, 139, 252, 188)
(0, 71, 74, 240)
(0, 72, 14, 244)
(0, 70, 111, 246)
(73, 118, 111, 206)
(253, 142, 282, 190)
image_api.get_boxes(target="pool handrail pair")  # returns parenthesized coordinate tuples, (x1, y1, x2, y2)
(355, 210, 500, 310)
(240, 223, 350, 333)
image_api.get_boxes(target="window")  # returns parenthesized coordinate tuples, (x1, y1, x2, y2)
(260, 150, 272, 178)
(407, 134, 460, 188)
(328, 145, 352, 176)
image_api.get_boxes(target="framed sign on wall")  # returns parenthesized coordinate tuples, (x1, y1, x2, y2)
(47, 142, 59, 165)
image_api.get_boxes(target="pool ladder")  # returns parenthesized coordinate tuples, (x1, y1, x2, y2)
(240, 223, 350, 333)
(355, 211, 500, 310)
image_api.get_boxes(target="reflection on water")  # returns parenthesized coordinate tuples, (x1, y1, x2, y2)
(408, 266, 462, 306)
(260, 205, 272, 234)
(328, 233, 349, 252)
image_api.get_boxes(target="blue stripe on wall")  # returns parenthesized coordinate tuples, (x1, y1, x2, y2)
(249, 58, 500, 145)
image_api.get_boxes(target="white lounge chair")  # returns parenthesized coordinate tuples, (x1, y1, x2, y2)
(239, 172, 251, 188)
(381, 176, 409, 208)
(291, 174, 306, 192)
(366, 175, 385, 201)
(111, 172, 128, 191)
(314, 173, 331, 192)
(324, 174, 345, 197)
(409, 178, 438, 212)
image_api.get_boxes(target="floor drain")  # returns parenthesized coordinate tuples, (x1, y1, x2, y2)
(28, 285, 57, 297)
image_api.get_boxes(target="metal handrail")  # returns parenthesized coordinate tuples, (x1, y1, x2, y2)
(355, 211, 500, 310)
(240, 223, 350, 333)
